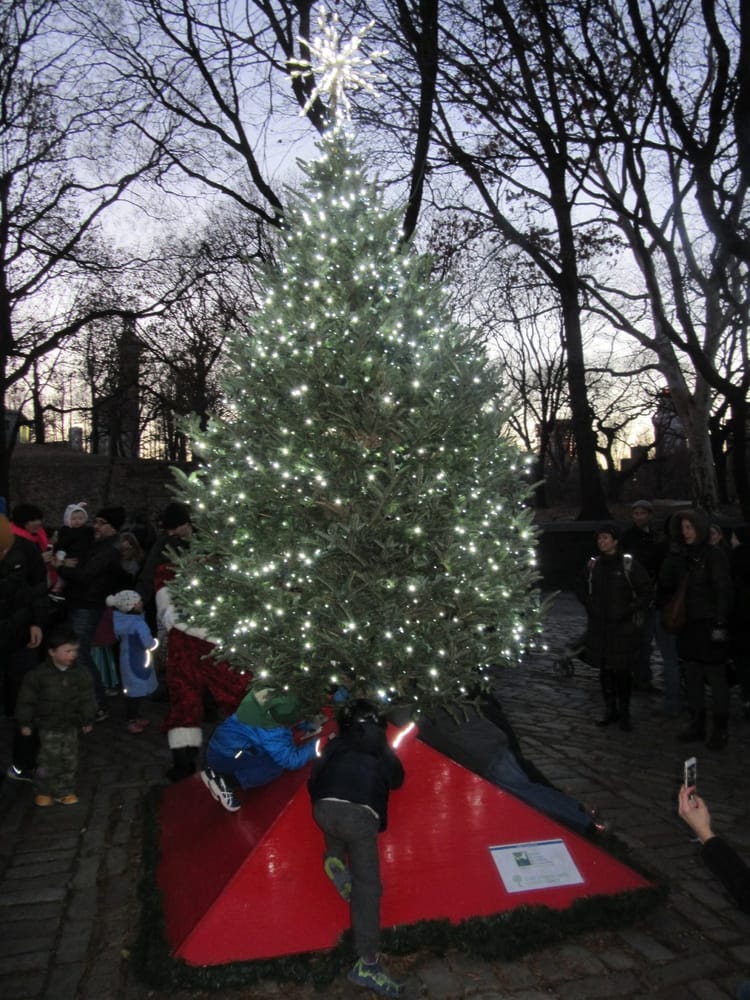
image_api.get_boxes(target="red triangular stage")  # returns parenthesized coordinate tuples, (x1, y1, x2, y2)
(158, 725, 652, 966)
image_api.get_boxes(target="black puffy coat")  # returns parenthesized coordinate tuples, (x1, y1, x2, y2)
(0, 537, 50, 654)
(576, 550, 654, 673)
(16, 658, 97, 731)
(308, 720, 404, 832)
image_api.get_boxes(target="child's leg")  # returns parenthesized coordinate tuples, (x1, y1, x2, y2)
(126, 696, 142, 721)
(38, 729, 78, 798)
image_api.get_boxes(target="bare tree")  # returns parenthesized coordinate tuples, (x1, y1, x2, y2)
(0, 0, 169, 497)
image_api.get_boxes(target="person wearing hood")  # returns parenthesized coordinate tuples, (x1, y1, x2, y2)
(57, 505, 130, 718)
(200, 685, 318, 811)
(662, 509, 734, 749)
(308, 698, 405, 998)
(576, 523, 654, 732)
(729, 525, 750, 721)
(51, 503, 95, 596)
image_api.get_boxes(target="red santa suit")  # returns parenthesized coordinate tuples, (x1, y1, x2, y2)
(154, 564, 251, 779)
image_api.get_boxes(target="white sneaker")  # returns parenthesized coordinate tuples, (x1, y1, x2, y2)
(200, 767, 240, 812)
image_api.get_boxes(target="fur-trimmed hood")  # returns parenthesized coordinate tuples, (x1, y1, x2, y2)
(670, 508, 709, 545)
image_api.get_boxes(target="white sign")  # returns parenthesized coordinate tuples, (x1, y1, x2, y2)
(490, 839, 585, 893)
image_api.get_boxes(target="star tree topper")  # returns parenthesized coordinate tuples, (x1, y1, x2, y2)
(288, 5, 388, 123)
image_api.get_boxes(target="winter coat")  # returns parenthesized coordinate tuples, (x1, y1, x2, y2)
(661, 510, 733, 664)
(308, 720, 404, 832)
(0, 537, 50, 654)
(56, 524, 95, 562)
(619, 523, 661, 581)
(111, 610, 158, 698)
(58, 535, 130, 610)
(576, 550, 654, 673)
(729, 532, 750, 657)
(15, 658, 97, 731)
(207, 689, 316, 788)
(701, 836, 750, 914)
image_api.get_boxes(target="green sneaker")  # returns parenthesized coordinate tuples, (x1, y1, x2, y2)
(323, 855, 352, 901)
(347, 958, 403, 997)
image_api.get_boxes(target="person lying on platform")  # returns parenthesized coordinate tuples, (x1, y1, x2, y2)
(417, 688, 608, 837)
(678, 784, 750, 1000)
(200, 685, 319, 812)
(309, 697, 405, 999)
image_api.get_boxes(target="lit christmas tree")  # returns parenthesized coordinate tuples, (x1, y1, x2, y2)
(168, 10, 541, 715)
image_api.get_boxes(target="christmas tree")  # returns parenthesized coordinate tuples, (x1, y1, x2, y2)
(168, 14, 541, 715)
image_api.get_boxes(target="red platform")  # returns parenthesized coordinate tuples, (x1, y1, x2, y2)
(158, 725, 652, 966)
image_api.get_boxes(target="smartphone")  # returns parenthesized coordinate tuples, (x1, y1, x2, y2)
(683, 756, 697, 798)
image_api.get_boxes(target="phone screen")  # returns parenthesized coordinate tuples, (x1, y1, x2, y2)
(684, 757, 697, 793)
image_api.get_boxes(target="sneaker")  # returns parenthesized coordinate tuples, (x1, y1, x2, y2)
(200, 767, 241, 812)
(95, 707, 109, 723)
(34, 794, 54, 807)
(324, 855, 352, 901)
(347, 958, 403, 997)
(55, 794, 79, 805)
(7, 764, 35, 783)
(105, 687, 120, 697)
(127, 720, 145, 734)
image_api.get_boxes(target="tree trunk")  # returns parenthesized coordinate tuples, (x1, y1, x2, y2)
(729, 392, 750, 519)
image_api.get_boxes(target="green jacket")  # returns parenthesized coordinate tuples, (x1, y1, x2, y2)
(16, 659, 97, 731)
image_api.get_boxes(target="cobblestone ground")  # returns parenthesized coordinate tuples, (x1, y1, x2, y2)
(1, 593, 749, 1000)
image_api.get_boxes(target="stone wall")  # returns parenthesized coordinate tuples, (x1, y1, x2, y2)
(8, 443, 179, 528)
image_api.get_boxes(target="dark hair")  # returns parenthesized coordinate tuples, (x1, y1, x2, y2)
(11, 503, 44, 527)
(46, 626, 80, 651)
(337, 697, 387, 731)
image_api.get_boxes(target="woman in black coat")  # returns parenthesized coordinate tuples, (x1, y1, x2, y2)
(577, 523, 654, 732)
(662, 509, 734, 750)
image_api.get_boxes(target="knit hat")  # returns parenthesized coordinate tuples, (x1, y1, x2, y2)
(63, 503, 88, 527)
(160, 501, 191, 531)
(596, 522, 621, 540)
(631, 499, 654, 512)
(106, 590, 142, 613)
(95, 506, 126, 531)
(0, 514, 13, 550)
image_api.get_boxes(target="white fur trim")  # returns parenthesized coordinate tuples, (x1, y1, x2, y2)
(167, 727, 202, 750)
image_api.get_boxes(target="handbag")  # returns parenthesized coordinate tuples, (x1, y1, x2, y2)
(660, 573, 688, 633)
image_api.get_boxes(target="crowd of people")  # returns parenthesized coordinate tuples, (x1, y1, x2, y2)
(1, 493, 749, 997)
(575, 501, 750, 749)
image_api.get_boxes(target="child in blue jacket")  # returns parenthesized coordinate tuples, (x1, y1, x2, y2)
(201, 686, 318, 812)
(106, 589, 158, 733)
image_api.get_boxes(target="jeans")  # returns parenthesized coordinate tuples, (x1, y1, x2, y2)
(68, 607, 106, 706)
(736, 979, 750, 1000)
(313, 798, 382, 958)
(486, 749, 592, 835)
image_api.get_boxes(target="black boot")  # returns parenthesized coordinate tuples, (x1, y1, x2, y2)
(616, 673, 633, 731)
(596, 670, 619, 727)
(167, 746, 199, 781)
(705, 714, 729, 751)
(677, 710, 706, 743)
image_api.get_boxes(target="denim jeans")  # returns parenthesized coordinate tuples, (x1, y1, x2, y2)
(486, 749, 592, 835)
(68, 607, 106, 706)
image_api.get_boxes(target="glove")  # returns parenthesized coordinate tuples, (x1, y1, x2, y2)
(710, 626, 728, 643)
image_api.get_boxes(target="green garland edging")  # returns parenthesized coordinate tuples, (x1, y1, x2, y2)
(133, 785, 668, 991)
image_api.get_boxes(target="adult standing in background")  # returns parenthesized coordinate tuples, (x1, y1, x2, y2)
(667, 509, 734, 750)
(620, 499, 660, 692)
(729, 525, 750, 722)
(0, 514, 50, 783)
(577, 524, 654, 732)
(57, 506, 130, 720)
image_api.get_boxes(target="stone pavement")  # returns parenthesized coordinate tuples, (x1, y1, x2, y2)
(1, 593, 749, 1000)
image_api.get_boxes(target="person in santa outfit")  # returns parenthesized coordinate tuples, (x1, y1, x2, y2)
(155, 563, 251, 780)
